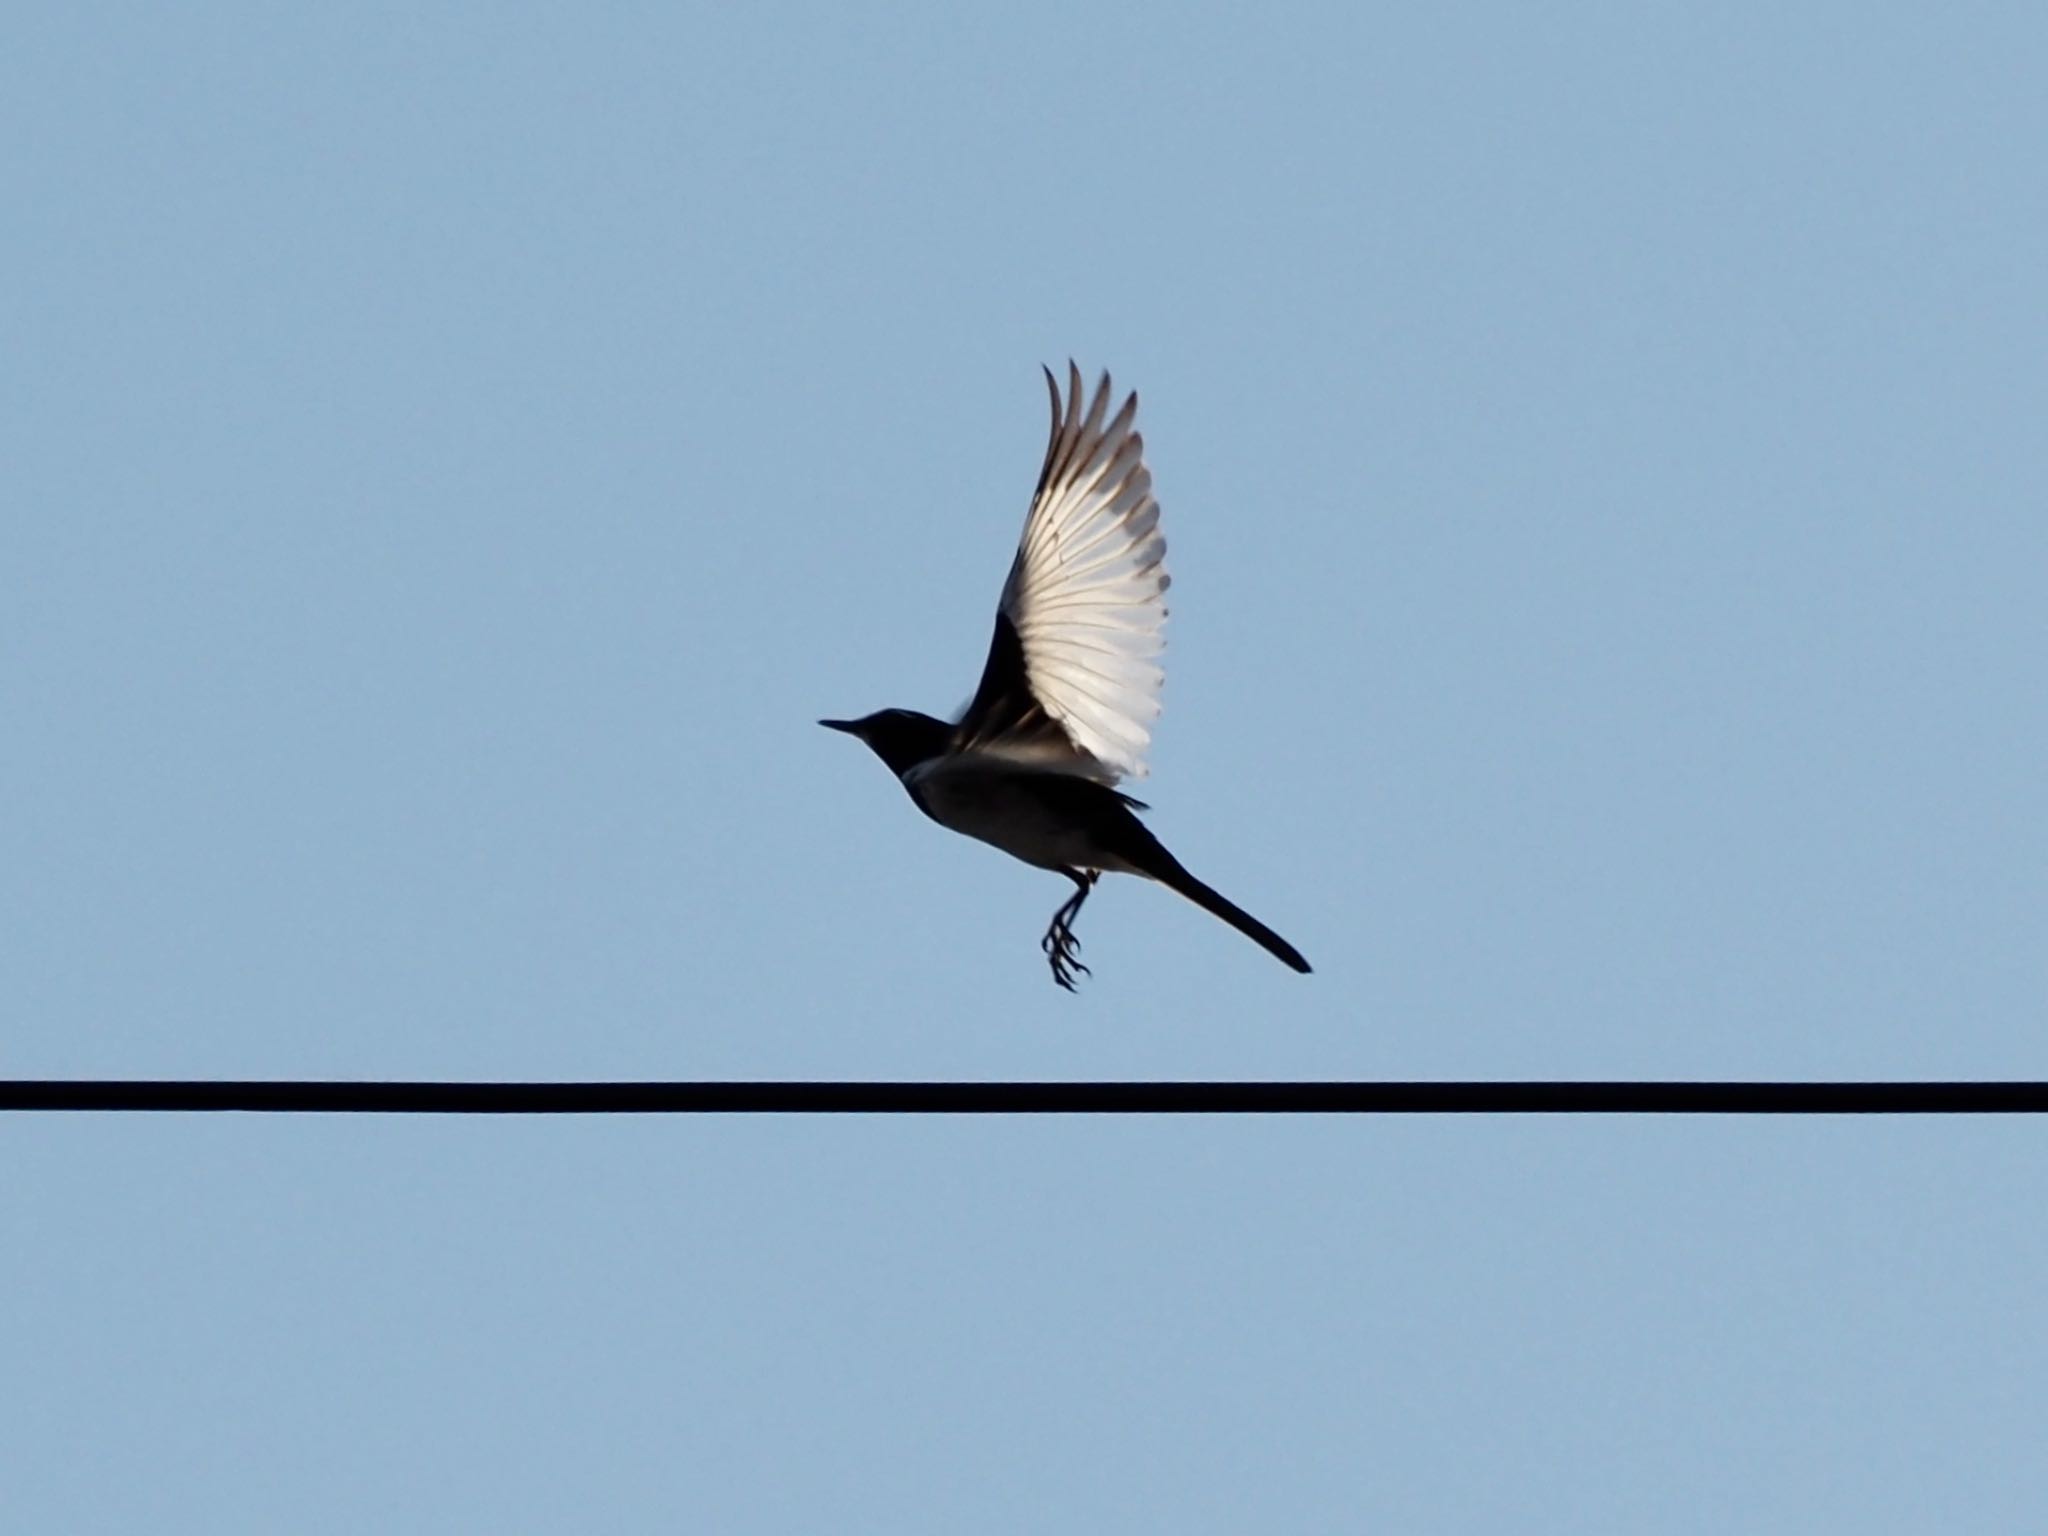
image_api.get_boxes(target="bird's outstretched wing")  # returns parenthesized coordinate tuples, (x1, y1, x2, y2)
(954, 364, 1169, 783)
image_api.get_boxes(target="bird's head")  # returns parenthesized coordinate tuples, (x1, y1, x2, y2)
(818, 708, 951, 776)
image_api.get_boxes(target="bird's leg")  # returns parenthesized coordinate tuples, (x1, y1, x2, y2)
(1041, 869, 1099, 991)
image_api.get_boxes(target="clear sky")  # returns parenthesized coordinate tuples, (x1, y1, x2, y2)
(4, 2, 2045, 1529)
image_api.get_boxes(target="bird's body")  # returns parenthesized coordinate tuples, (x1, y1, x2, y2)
(823, 366, 1308, 989)
(910, 753, 1151, 877)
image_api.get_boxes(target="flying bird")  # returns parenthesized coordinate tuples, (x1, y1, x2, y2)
(821, 364, 1310, 990)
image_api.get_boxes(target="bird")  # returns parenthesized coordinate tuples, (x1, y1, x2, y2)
(821, 363, 1310, 990)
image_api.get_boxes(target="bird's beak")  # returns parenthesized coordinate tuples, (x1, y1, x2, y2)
(818, 718, 860, 735)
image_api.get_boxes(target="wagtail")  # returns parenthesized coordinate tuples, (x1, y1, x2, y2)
(823, 364, 1310, 990)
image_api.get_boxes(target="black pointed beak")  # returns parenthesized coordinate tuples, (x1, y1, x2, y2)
(818, 718, 860, 735)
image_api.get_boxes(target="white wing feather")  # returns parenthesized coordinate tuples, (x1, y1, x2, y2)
(997, 364, 1170, 780)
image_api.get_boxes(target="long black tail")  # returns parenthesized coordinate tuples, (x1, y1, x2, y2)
(1147, 853, 1311, 974)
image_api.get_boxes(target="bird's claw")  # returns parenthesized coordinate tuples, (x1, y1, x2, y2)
(1043, 921, 1091, 990)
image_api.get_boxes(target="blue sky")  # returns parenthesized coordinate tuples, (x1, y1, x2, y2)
(4, 2, 2044, 1528)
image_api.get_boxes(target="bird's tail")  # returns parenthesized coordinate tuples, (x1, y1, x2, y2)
(1146, 854, 1312, 974)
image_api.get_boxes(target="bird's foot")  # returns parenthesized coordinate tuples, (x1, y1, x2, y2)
(1042, 920, 1091, 991)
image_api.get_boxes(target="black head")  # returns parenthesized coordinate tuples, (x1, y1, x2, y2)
(818, 708, 952, 776)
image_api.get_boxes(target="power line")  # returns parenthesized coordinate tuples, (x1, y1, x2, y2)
(2, 1080, 2045, 1115)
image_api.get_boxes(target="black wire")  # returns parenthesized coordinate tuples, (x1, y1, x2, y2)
(2, 1080, 2045, 1114)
